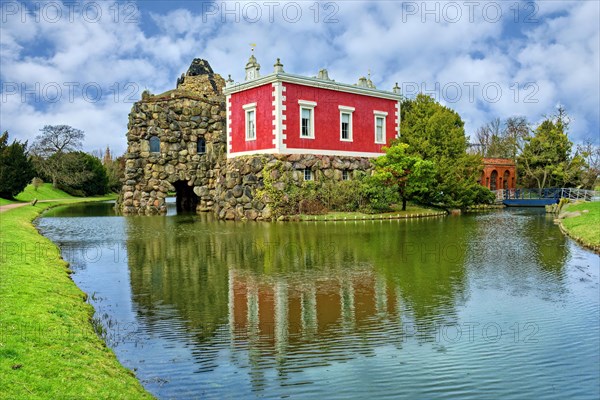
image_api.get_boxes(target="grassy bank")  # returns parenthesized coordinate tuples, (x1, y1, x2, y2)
(14, 183, 74, 202)
(559, 201, 600, 253)
(0, 199, 152, 399)
(296, 204, 446, 221)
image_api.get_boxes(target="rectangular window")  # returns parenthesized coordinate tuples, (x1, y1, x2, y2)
(246, 110, 255, 140)
(342, 170, 350, 180)
(339, 106, 354, 142)
(304, 168, 313, 181)
(299, 100, 317, 139)
(243, 103, 257, 141)
(301, 108, 312, 138)
(341, 114, 350, 140)
(197, 138, 206, 154)
(374, 111, 387, 144)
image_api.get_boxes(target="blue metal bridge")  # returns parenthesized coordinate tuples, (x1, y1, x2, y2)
(492, 188, 600, 207)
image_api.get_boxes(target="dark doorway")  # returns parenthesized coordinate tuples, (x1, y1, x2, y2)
(503, 170, 510, 189)
(490, 170, 498, 191)
(173, 181, 199, 213)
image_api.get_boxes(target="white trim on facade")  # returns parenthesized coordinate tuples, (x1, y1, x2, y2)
(226, 95, 232, 154)
(299, 100, 316, 139)
(339, 107, 353, 142)
(395, 101, 401, 138)
(228, 147, 384, 159)
(303, 168, 313, 181)
(374, 112, 386, 144)
(277, 148, 384, 158)
(243, 103, 257, 141)
(281, 84, 287, 150)
(272, 82, 282, 151)
(223, 72, 403, 102)
(226, 148, 281, 158)
(298, 100, 318, 107)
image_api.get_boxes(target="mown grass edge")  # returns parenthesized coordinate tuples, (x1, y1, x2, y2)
(0, 198, 154, 399)
(557, 201, 600, 255)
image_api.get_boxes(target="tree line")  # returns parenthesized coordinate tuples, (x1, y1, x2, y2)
(372, 95, 599, 210)
(472, 107, 599, 190)
(0, 125, 124, 199)
(2, 98, 598, 207)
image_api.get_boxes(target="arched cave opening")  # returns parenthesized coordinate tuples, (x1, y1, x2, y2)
(173, 180, 199, 213)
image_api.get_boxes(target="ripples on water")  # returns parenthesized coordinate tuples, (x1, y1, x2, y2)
(37, 201, 600, 399)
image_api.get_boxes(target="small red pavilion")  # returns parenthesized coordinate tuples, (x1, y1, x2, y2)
(481, 158, 517, 190)
(223, 53, 403, 158)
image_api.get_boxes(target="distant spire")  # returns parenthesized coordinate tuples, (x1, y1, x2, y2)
(245, 46, 261, 81)
(393, 82, 401, 94)
(366, 69, 376, 89)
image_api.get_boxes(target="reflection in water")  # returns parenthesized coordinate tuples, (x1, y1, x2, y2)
(36, 204, 599, 400)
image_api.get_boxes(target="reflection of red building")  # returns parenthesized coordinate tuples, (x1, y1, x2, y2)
(228, 269, 399, 345)
(481, 158, 516, 190)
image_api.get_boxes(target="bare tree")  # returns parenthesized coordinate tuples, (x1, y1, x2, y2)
(504, 116, 530, 159)
(33, 125, 84, 155)
(576, 138, 600, 189)
(31, 125, 85, 187)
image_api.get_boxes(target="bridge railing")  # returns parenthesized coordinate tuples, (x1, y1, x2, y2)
(492, 188, 600, 202)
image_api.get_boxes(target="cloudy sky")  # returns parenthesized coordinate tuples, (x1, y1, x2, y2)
(1, 0, 598, 154)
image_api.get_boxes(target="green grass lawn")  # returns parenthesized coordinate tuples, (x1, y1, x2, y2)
(14, 183, 74, 202)
(298, 204, 445, 221)
(0, 199, 152, 399)
(560, 201, 600, 252)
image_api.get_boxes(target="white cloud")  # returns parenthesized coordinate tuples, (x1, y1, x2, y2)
(1, 0, 598, 154)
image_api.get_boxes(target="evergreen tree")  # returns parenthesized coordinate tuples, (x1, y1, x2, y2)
(0, 131, 35, 199)
(399, 94, 491, 208)
(518, 108, 585, 189)
(56, 151, 109, 196)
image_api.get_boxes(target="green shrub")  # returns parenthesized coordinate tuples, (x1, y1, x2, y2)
(358, 173, 399, 213)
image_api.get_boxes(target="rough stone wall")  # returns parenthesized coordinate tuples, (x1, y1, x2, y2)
(215, 154, 372, 220)
(118, 58, 375, 219)
(119, 71, 226, 214)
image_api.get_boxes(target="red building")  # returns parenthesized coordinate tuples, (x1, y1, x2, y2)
(223, 54, 403, 158)
(481, 158, 517, 190)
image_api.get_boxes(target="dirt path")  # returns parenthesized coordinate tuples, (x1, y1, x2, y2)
(0, 199, 74, 213)
(0, 202, 28, 213)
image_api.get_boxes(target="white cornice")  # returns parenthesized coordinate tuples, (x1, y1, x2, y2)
(228, 148, 384, 159)
(223, 72, 403, 101)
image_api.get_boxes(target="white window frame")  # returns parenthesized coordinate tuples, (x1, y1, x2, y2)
(342, 170, 350, 180)
(374, 111, 388, 144)
(339, 106, 355, 142)
(304, 168, 313, 181)
(299, 100, 317, 139)
(243, 103, 257, 141)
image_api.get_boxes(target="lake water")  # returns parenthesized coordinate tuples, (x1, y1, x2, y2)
(37, 200, 600, 399)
